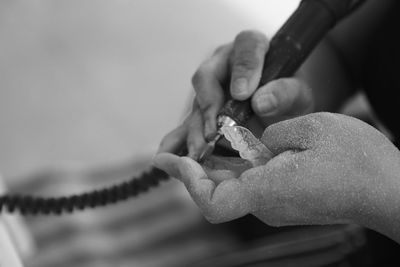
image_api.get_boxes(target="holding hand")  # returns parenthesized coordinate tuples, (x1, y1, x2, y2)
(157, 30, 314, 159)
(154, 113, 400, 242)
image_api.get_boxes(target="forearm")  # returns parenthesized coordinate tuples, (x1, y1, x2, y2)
(295, 0, 396, 113)
(356, 143, 400, 244)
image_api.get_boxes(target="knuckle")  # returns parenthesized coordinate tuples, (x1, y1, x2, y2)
(232, 30, 269, 75)
(291, 114, 327, 140)
(191, 68, 205, 89)
(234, 52, 259, 72)
(260, 113, 329, 151)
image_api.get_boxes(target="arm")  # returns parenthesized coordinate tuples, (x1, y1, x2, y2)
(296, 0, 396, 113)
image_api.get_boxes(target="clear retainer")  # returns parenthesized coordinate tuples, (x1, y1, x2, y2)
(221, 126, 274, 167)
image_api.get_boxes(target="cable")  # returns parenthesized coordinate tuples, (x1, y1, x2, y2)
(0, 167, 169, 215)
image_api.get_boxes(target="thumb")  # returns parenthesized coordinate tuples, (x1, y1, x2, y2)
(260, 113, 324, 155)
(251, 78, 313, 118)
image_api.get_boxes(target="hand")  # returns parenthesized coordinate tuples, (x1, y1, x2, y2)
(154, 112, 400, 230)
(157, 30, 314, 159)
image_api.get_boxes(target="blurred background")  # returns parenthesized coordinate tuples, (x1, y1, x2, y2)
(0, 0, 297, 180)
(0, 1, 298, 266)
(1, 1, 369, 267)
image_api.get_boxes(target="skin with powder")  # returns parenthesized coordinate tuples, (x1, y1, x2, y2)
(155, 112, 400, 243)
(154, 0, 400, 243)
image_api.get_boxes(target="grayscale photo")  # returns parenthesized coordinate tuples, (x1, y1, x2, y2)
(1, 0, 399, 266)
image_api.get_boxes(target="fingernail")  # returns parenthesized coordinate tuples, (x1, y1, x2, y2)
(232, 78, 248, 99)
(256, 93, 278, 115)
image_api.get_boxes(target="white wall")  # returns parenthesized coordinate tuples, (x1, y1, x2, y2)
(0, 0, 297, 180)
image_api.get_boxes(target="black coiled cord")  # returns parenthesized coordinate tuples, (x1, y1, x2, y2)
(0, 167, 169, 215)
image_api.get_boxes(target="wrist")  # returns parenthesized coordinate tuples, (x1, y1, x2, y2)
(355, 143, 400, 243)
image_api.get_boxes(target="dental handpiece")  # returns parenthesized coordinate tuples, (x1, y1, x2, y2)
(199, 0, 361, 161)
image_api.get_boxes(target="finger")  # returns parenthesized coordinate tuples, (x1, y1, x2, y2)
(202, 155, 252, 177)
(230, 30, 269, 100)
(203, 168, 237, 184)
(192, 44, 231, 141)
(260, 113, 325, 154)
(152, 152, 182, 178)
(252, 78, 313, 117)
(201, 156, 252, 184)
(179, 157, 251, 223)
(156, 124, 188, 154)
(186, 107, 208, 161)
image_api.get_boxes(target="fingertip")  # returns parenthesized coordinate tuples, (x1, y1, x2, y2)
(153, 152, 176, 168)
(252, 91, 279, 117)
(152, 152, 182, 179)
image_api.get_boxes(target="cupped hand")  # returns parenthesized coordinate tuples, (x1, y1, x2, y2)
(154, 112, 398, 228)
(157, 30, 314, 160)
